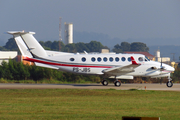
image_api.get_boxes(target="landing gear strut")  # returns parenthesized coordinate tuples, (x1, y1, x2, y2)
(166, 76, 173, 87)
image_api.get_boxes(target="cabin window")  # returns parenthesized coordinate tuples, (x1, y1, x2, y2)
(97, 57, 102, 62)
(121, 57, 126, 62)
(82, 57, 86, 62)
(103, 57, 107, 62)
(70, 58, 75, 61)
(115, 57, 119, 62)
(109, 57, 113, 62)
(91, 57, 96, 62)
(138, 57, 143, 62)
(128, 57, 131, 62)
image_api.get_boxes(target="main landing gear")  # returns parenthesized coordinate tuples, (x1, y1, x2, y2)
(102, 80, 108, 86)
(114, 80, 121, 87)
(166, 76, 173, 87)
(101, 79, 121, 87)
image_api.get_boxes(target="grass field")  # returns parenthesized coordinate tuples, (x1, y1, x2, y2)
(0, 89, 179, 120)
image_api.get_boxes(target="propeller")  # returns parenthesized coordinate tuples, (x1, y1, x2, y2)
(150, 57, 165, 70)
(160, 57, 165, 71)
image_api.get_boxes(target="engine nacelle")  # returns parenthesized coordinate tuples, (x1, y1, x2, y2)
(109, 75, 134, 79)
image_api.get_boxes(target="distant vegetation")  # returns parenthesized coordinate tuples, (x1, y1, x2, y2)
(0, 59, 101, 83)
(112, 42, 149, 53)
(0, 38, 149, 53)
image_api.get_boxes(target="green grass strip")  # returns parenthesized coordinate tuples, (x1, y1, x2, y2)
(0, 89, 179, 120)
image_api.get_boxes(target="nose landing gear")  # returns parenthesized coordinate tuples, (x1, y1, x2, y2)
(166, 76, 173, 87)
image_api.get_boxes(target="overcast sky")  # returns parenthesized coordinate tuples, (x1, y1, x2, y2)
(0, 0, 180, 46)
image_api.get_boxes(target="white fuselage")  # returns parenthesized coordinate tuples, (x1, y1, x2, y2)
(29, 52, 174, 78)
(7, 31, 175, 87)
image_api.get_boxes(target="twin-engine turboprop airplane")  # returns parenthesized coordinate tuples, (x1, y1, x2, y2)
(8, 31, 175, 87)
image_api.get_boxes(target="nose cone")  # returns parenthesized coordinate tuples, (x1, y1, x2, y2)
(170, 66, 175, 72)
(165, 65, 175, 72)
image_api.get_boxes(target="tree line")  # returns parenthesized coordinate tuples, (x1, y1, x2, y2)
(0, 38, 109, 53)
(0, 59, 101, 83)
(0, 38, 149, 53)
(112, 42, 149, 53)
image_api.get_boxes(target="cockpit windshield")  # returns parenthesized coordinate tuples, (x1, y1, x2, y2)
(145, 56, 150, 61)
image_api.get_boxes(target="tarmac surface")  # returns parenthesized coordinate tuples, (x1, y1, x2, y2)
(0, 83, 180, 91)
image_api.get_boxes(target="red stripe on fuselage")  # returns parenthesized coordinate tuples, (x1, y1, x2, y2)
(23, 57, 112, 68)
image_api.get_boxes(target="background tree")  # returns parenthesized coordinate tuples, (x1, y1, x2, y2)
(130, 42, 149, 52)
(0, 61, 12, 79)
(76, 42, 90, 52)
(0, 46, 7, 51)
(39, 41, 51, 50)
(64, 43, 77, 53)
(51, 41, 62, 51)
(87, 41, 105, 52)
(17, 62, 30, 80)
(113, 42, 149, 53)
(121, 42, 131, 51)
(44, 41, 52, 49)
(4, 38, 18, 51)
(112, 44, 122, 53)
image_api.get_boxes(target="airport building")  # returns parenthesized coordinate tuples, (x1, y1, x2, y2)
(155, 50, 171, 62)
(0, 51, 17, 64)
(0, 51, 34, 65)
(100, 49, 110, 53)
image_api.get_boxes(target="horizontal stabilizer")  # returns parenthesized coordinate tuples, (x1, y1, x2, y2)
(7, 31, 35, 35)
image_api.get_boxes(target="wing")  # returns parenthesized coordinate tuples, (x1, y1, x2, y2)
(102, 56, 140, 74)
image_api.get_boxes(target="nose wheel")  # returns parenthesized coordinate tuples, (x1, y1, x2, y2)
(167, 81, 173, 87)
(166, 77, 173, 87)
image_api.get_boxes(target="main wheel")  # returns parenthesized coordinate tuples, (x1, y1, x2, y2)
(166, 81, 173, 87)
(114, 81, 121, 87)
(102, 80, 108, 86)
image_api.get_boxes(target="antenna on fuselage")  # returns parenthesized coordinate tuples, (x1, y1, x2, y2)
(84, 51, 88, 54)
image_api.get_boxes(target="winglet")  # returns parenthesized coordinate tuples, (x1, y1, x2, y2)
(131, 56, 140, 65)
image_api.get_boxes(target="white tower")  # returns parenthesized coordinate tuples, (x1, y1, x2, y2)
(156, 50, 161, 62)
(64, 22, 73, 45)
(156, 50, 160, 58)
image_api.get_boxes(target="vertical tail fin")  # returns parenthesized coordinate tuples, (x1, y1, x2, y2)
(8, 31, 48, 58)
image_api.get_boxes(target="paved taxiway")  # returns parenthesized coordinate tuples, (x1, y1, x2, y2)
(0, 83, 180, 91)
